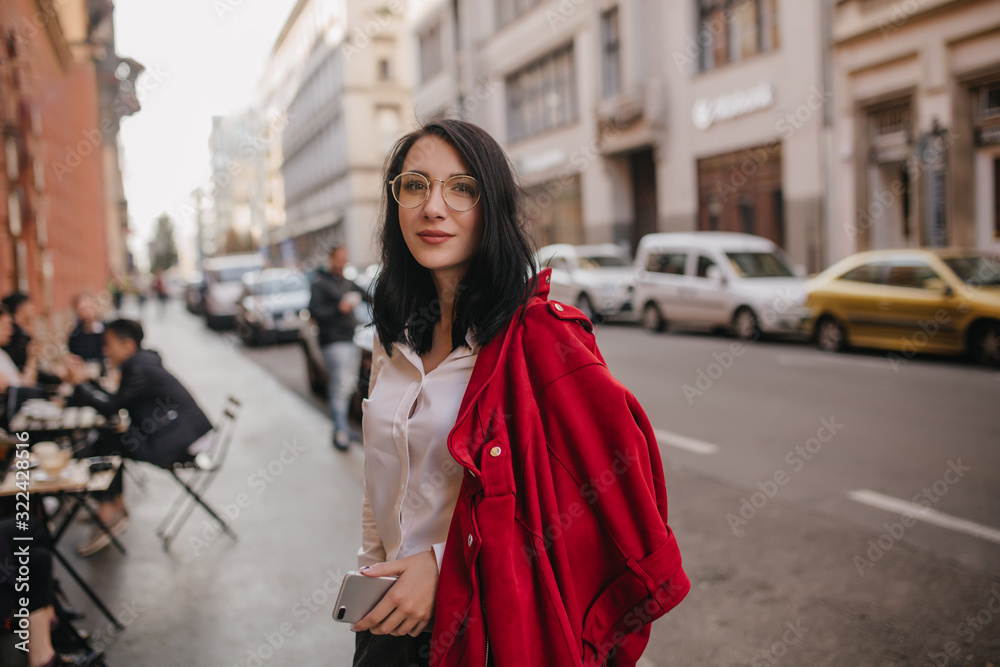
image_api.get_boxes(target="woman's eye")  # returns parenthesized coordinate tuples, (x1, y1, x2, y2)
(404, 181, 427, 192)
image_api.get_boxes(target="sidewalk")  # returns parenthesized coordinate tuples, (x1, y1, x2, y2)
(61, 300, 365, 665)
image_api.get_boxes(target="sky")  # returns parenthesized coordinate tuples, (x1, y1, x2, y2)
(113, 0, 300, 272)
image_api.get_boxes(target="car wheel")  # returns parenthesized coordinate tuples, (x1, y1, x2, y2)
(576, 294, 596, 323)
(816, 316, 846, 353)
(642, 303, 666, 333)
(733, 307, 760, 341)
(970, 321, 1000, 367)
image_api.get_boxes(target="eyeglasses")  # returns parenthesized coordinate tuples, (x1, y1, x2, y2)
(388, 172, 481, 212)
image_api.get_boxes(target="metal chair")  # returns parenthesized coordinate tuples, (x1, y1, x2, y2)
(155, 395, 241, 550)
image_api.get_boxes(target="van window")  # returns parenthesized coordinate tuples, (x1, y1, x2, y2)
(696, 255, 717, 278)
(646, 252, 687, 275)
(725, 252, 794, 278)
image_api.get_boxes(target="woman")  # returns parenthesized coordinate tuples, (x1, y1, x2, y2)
(352, 120, 689, 667)
(0, 305, 39, 393)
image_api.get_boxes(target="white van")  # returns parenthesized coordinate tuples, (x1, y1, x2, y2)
(633, 232, 808, 339)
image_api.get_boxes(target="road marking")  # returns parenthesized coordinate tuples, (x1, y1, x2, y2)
(654, 429, 719, 455)
(777, 354, 892, 371)
(848, 489, 1000, 545)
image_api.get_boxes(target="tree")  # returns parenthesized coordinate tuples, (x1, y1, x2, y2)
(150, 213, 178, 272)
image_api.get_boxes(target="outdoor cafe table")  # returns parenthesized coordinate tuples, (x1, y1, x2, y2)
(7, 403, 125, 440)
(0, 456, 126, 629)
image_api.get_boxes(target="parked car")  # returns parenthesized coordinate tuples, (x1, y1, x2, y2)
(299, 264, 377, 418)
(202, 253, 265, 330)
(184, 272, 205, 315)
(534, 243, 635, 322)
(805, 249, 1000, 365)
(634, 232, 809, 339)
(235, 269, 311, 346)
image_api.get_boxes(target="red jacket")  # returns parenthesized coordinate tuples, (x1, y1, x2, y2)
(430, 267, 690, 667)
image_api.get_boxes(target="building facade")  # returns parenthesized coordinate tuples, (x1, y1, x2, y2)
(207, 110, 269, 256)
(271, 0, 413, 269)
(831, 0, 1000, 260)
(411, 0, 831, 270)
(1, 0, 138, 336)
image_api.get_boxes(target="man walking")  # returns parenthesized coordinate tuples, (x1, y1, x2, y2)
(309, 245, 363, 451)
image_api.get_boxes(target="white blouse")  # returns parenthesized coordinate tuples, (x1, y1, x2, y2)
(358, 328, 478, 572)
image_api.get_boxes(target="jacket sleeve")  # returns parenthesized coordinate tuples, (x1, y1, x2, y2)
(308, 279, 340, 321)
(535, 361, 690, 665)
(72, 364, 153, 417)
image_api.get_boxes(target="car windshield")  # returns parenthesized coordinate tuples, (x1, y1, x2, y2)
(943, 256, 1000, 286)
(579, 255, 628, 269)
(249, 276, 307, 295)
(725, 252, 794, 278)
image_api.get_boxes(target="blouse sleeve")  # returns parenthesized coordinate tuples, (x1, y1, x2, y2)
(357, 329, 387, 569)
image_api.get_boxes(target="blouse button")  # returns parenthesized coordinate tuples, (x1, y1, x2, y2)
(467, 534, 474, 547)
(489, 446, 502, 457)
(553, 303, 564, 312)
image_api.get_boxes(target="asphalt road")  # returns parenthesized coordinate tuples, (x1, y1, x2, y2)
(237, 319, 1000, 665)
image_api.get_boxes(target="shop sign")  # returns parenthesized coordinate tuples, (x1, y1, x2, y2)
(692, 82, 774, 130)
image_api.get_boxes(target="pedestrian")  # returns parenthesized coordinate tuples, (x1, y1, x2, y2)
(154, 270, 169, 315)
(308, 244, 364, 450)
(350, 120, 689, 667)
(57, 318, 214, 557)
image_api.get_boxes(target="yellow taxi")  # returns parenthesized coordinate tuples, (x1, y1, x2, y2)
(804, 249, 1000, 365)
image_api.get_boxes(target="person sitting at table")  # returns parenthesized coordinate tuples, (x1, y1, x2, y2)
(67, 292, 105, 370)
(0, 305, 39, 394)
(58, 318, 214, 557)
(1, 293, 33, 372)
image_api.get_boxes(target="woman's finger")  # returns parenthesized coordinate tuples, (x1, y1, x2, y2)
(375, 607, 408, 636)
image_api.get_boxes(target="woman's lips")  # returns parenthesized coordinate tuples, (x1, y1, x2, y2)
(417, 231, 454, 244)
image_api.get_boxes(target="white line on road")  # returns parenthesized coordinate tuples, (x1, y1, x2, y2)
(848, 489, 1000, 545)
(777, 354, 892, 371)
(654, 429, 719, 455)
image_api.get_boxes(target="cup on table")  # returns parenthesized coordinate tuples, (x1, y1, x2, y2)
(35, 441, 71, 477)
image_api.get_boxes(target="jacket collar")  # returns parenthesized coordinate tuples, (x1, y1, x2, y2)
(447, 268, 552, 468)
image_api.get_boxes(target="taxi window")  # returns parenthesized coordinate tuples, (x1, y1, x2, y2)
(646, 252, 687, 275)
(838, 262, 886, 284)
(885, 261, 939, 289)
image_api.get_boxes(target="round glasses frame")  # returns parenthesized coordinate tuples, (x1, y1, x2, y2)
(388, 172, 481, 212)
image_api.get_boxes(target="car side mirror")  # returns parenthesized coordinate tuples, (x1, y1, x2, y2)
(706, 266, 726, 284)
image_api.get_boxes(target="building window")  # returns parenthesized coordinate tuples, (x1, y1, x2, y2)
(507, 44, 578, 143)
(419, 21, 443, 82)
(981, 83, 1000, 119)
(994, 158, 1000, 239)
(601, 7, 621, 98)
(497, 0, 546, 29)
(698, 0, 779, 73)
(378, 58, 392, 81)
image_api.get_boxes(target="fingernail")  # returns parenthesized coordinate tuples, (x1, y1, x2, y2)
(360, 566, 370, 571)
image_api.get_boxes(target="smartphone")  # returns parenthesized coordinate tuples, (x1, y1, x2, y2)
(332, 571, 398, 624)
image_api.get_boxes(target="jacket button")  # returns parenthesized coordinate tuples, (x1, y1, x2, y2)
(553, 303, 564, 312)
(545, 275, 550, 284)
(489, 446, 502, 457)
(467, 534, 474, 547)
(468, 468, 476, 477)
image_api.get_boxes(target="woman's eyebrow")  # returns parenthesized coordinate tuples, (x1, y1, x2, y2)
(404, 169, 471, 178)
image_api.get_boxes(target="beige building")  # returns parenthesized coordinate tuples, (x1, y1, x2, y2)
(831, 0, 1000, 261)
(266, 0, 414, 268)
(411, 0, 831, 270)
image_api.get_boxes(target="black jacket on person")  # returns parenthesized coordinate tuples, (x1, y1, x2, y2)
(72, 349, 212, 469)
(309, 269, 361, 346)
(2, 323, 29, 371)
(68, 320, 106, 366)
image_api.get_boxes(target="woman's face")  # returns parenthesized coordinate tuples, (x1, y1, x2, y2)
(398, 135, 483, 280)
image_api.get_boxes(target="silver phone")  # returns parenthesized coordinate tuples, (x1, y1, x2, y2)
(332, 571, 398, 624)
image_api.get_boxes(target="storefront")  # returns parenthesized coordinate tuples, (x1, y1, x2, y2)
(696, 143, 784, 247)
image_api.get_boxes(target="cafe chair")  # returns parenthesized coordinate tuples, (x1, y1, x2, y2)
(155, 395, 241, 550)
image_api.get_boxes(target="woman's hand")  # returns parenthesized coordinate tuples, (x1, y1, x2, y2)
(352, 548, 438, 637)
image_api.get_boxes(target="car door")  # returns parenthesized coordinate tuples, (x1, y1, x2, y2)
(545, 254, 576, 304)
(643, 249, 690, 322)
(873, 258, 964, 353)
(822, 261, 890, 347)
(684, 252, 731, 326)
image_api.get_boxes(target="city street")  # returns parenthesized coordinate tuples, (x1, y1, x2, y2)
(233, 305, 1000, 665)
